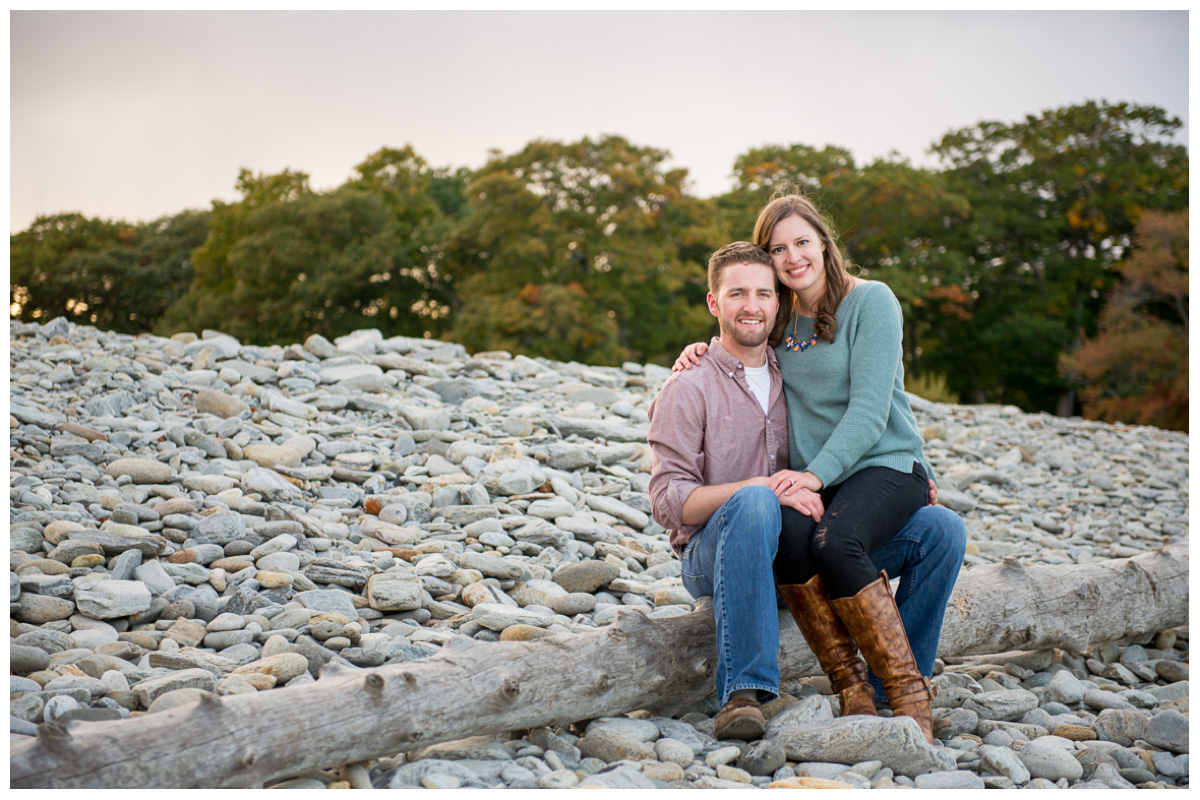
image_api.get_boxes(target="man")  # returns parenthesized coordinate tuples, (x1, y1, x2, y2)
(648, 242, 965, 740)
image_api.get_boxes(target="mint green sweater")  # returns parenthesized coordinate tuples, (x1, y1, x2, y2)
(776, 281, 934, 488)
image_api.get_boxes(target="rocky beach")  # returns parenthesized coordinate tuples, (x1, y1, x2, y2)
(9, 318, 1189, 789)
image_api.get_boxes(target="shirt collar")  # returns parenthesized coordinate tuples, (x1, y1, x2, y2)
(708, 337, 779, 374)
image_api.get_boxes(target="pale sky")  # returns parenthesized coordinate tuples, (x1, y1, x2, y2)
(9, 10, 1190, 233)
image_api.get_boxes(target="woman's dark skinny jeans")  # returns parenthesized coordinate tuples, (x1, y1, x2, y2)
(773, 464, 930, 599)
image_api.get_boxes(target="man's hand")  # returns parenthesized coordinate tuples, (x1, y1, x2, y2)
(779, 487, 824, 521)
(672, 341, 709, 372)
(927, 479, 938, 506)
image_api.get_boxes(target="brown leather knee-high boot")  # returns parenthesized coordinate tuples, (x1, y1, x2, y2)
(830, 571, 934, 744)
(777, 574, 877, 718)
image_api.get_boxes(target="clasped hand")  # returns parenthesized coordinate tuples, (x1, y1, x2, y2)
(765, 470, 824, 520)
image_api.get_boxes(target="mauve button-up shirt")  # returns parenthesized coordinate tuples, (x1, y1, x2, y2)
(647, 337, 790, 555)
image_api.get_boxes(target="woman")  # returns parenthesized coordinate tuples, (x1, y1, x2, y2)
(674, 194, 937, 742)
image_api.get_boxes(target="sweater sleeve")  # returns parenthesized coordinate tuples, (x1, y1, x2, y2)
(805, 285, 905, 487)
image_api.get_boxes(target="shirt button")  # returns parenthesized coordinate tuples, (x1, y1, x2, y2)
(728, 371, 734, 378)
(770, 455, 775, 460)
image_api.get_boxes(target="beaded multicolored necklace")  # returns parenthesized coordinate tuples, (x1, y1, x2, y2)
(783, 315, 819, 352)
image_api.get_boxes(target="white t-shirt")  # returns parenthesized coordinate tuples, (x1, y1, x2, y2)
(744, 362, 770, 414)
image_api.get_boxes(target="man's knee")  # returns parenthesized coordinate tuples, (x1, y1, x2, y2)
(722, 485, 781, 539)
(908, 505, 968, 560)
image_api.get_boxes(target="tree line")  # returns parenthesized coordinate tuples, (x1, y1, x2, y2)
(10, 100, 1188, 431)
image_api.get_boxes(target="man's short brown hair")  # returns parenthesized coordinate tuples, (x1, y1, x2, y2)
(708, 242, 773, 295)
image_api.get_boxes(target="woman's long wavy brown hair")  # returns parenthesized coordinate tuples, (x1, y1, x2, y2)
(753, 193, 854, 348)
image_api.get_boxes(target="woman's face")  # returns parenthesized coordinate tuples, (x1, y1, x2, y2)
(767, 214, 826, 301)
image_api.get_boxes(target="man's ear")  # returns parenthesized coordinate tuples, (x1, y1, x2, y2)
(706, 292, 718, 317)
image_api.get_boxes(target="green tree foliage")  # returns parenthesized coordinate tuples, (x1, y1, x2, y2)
(1061, 210, 1188, 431)
(157, 151, 462, 342)
(444, 135, 715, 365)
(11, 210, 210, 332)
(928, 101, 1188, 410)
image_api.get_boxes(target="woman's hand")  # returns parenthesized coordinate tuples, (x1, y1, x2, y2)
(927, 479, 938, 507)
(779, 487, 824, 521)
(769, 470, 823, 496)
(672, 341, 709, 372)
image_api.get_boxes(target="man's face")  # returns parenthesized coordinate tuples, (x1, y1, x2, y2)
(706, 262, 779, 349)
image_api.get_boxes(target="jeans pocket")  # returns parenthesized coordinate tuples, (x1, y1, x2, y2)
(680, 535, 711, 598)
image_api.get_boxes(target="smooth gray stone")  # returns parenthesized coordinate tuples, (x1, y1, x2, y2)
(109, 548, 143, 581)
(1076, 747, 1120, 779)
(577, 764, 657, 789)
(774, 716, 956, 777)
(1093, 708, 1148, 742)
(168, 584, 220, 621)
(204, 630, 256, 649)
(1151, 750, 1186, 778)
(304, 562, 373, 589)
(223, 584, 276, 616)
(738, 739, 786, 776)
(43, 674, 107, 700)
(58, 707, 124, 724)
(73, 575, 153, 619)
(1084, 688, 1136, 711)
(11, 716, 38, 736)
(1045, 669, 1086, 704)
(790, 761, 852, 780)
(551, 560, 619, 593)
(42, 694, 82, 723)
(584, 716, 661, 743)
(766, 695, 835, 736)
(130, 560, 175, 596)
(18, 571, 75, 597)
(459, 552, 526, 581)
(963, 688, 1040, 721)
(164, 562, 211, 585)
(11, 675, 41, 694)
(1146, 681, 1189, 703)
(472, 603, 554, 631)
(914, 771, 985, 789)
(132, 668, 217, 706)
(11, 643, 51, 675)
(1144, 709, 1189, 754)
(933, 707, 980, 739)
(193, 511, 248, 545)
(1092, 764, 1141, 787)
(10, 526, 45, 553)
(1017, 740, 1084, 782)
(388, 758, 497, 789)
(10, 693, 44, 723)
(979, 744, 1031, 783)
(67, 528, 168, 557)
(14, 629, 70, 655)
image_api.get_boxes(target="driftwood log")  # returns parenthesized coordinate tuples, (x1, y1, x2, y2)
(11, 543, 1188, 789)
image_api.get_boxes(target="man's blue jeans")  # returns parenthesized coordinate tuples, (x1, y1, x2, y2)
(680, 487, 965, 707)
(680, 486, 783, 706)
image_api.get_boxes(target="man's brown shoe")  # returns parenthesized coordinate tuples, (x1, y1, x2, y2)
(714, 696, 766, 740)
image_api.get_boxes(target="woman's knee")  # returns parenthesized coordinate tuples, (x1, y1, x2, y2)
(811, 517, 869, 564)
